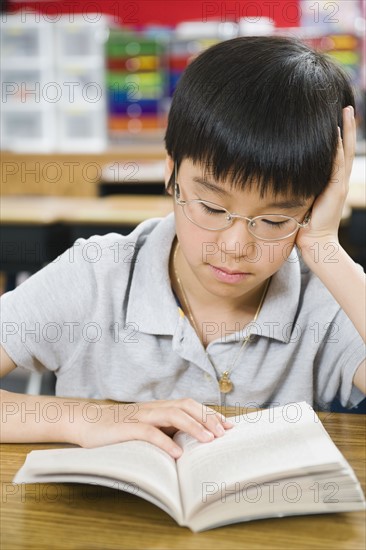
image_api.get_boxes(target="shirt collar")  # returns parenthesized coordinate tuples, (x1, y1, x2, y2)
(126, 214, 301, 342)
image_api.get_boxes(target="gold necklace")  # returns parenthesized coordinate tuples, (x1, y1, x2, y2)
(172, 240, 270, 394)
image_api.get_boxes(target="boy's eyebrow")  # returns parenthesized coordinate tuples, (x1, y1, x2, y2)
(264, 199, 307, 209)
(192, 177, 306, 208)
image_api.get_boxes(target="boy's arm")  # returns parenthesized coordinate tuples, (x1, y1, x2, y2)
(0, 347, 233, 456)
(296, 106, 366, 394)
(301, 244, 365, 343)
(353, 360, 366, 393)
(1, 343, 17, 377)
(301, 245, 366, 394)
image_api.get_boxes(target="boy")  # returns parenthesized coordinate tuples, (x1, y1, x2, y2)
(1, 36, 365, 458)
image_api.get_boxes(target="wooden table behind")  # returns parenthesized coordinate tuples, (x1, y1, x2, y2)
(0, 410, 365, 550)
(1, 147, 166, 197)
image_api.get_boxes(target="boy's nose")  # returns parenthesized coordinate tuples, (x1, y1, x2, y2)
(218, 219, 259, 262)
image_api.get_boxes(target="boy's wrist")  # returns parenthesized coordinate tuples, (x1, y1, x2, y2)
(51, 398, 110, 446)
(45, 398, 83, 445)
(298, 237, 341, 270)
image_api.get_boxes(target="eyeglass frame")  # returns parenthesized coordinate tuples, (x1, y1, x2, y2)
(173, 162, 312, 241)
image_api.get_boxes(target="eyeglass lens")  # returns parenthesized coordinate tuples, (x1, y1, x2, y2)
(184, 200, 299, 238)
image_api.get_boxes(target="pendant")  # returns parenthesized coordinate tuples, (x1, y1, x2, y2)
(218, 371, 233, 394)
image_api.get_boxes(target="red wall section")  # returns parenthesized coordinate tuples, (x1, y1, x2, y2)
(8, 1, 300, 28)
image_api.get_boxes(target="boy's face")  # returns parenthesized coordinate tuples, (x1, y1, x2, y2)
(166, 156, 314, 302)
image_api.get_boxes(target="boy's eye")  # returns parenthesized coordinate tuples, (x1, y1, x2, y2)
(261, 219, 288, 227)
(200, 202, 227, 215)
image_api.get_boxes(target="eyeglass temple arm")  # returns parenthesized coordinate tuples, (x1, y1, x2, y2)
(301, 210, 312, 226)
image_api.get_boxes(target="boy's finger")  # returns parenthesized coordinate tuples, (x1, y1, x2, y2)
(140, 405, 229, 442)
(178, 399, 234, 433)
(136, 399, 233, 439)
(127, 423, 183, 458)
(342, 106, 356, 182)
(147, 398, 232, 430)
(330, 129, 344, 186)
(144, 406, 219, 441)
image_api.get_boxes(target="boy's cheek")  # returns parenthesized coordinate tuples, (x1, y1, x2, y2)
(270, 240, 297, 265)
(280, 239, 297, 261)
(251, 240, 296, 268)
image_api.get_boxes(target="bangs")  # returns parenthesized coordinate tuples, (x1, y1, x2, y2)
(165, 36, 354, 199)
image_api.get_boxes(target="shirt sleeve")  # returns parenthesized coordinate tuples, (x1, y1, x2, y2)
(1, 237, 99, 374)
(314, 306, 366, 409)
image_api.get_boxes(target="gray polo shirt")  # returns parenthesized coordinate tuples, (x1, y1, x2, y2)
(1, 213, 365, 410)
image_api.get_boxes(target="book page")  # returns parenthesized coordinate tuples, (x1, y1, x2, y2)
(13, 440, 183, 522)
(175, 402, 346, 517)
(188, 468, 366, 532)
(19, 472, 178, 519)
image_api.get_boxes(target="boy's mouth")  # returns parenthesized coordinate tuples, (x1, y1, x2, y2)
(211, 266, 249, 275)
(208, 264, 252, 283)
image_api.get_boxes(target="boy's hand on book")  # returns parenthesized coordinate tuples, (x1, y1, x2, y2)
(73, 398, 233, 459)
(296, 105, 356, 260)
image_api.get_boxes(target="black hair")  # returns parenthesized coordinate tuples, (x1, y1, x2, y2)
(164, 36, 355, 199)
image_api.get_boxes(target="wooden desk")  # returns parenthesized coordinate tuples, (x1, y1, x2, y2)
(1, 195, 173, 225)
(99, 159, 166, 196)
(1, 146, 166, 197)
(1, 411, 365, 550)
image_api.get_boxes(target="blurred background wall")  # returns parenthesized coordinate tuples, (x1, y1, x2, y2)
(1, 0, 365, 153)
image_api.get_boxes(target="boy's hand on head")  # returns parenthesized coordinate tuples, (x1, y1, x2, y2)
(295, 106, 356, 259)
(72, 398, 233, 459)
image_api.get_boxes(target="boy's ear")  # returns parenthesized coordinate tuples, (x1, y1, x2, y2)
(164, 155, 174, 195)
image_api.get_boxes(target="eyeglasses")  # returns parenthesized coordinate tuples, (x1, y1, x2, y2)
(174, 163, 311, 241)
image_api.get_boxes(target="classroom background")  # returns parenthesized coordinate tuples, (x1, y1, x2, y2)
(1, 0, 365, 406)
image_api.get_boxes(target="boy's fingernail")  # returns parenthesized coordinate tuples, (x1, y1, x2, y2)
(202, 429, 214, 441)
(224, 420, 234, 427)
(171, 446, 182, 458)
(215, 423, 226, 436)
(220, 413, 234, 424)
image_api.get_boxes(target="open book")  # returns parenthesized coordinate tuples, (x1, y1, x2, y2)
(13, 402, 365, 532)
